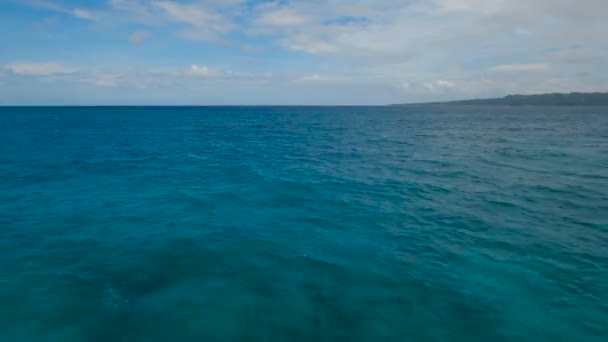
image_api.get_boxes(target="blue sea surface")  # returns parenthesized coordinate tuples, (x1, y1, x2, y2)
(0, 106, 606, 341)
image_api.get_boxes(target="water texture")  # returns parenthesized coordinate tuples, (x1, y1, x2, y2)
(0, 106, 606, 341)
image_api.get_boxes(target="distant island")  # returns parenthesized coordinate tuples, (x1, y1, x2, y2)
(394, 92, 608, 106)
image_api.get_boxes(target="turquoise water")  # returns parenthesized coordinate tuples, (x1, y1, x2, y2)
(0, 106, 606, 341)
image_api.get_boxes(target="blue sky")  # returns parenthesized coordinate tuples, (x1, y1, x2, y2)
(0, 0, 606, 105)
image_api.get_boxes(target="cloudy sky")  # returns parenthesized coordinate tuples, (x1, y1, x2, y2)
(0, 0, 606, 105)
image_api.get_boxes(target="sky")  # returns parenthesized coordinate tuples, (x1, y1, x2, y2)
(0, 0, 607, 105)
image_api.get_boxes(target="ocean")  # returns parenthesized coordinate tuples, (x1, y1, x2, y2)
(0, 106, 606, 341)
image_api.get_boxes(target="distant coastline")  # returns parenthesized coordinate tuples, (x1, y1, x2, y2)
(393, 92, 608, 106)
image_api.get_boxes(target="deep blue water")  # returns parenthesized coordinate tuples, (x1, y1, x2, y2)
(0, 106, 607, 341)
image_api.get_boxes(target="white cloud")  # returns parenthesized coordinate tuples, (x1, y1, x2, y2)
(424, 79, 455, 91)
(282, 34, 339, 54)
(4, 62, 74, 76)
(108, 0, 164, 24)
(489, 63, 551, 72)
(436, 79, 454, 87)
(187, 64, 214, 77)
(23, 0, 98, 20)
(94, 74, 118, 87)
(256, 7, 310, 26)
(293, 73, 341, 83)
(435, 0, 506, 13)
(247, 0, 607, 64)
(128, 30, 149, 44)
(154, 1, 234, 40)
(72, 8, 94, 20)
